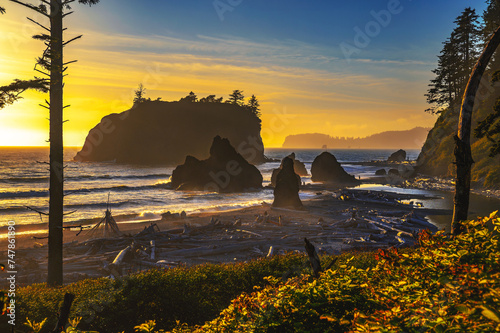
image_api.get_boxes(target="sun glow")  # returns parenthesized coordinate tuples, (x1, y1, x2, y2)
(0, 4, 436, 149)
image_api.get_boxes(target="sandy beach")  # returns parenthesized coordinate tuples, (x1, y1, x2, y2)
(0, 183, 446, 287)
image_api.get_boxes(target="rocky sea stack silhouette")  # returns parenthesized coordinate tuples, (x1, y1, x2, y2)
(74, 100, 265, 165)
(272, 157, 303, 209)
(170, 136, 263, 193)
(311, 152, 360, 185)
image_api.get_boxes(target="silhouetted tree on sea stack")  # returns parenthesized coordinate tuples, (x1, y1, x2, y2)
(133, 83, 147, 105)
(180, 91, 198, 103)
(9, 0, 101, 286)
(227, 89, 245, 106)
(247, 94, 261, 118)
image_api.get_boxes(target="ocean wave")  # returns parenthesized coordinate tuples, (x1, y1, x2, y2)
(0, 190, 48, 199)
(0, 173, 170, 184)
(0, 183, 172, 200)
(0, 176, 49, 184)
(65, 200, 139, 210)
(0, 206, 28, 214)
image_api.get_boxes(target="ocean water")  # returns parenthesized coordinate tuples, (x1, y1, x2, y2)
(0, 147, 421, 228)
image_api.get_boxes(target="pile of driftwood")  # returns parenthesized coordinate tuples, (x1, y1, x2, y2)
(5, 188, 447, 286)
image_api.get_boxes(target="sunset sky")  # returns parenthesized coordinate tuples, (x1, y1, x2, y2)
(0, 0, 489, 147)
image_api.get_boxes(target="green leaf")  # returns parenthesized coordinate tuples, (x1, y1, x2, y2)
(480, 306, 500, 323)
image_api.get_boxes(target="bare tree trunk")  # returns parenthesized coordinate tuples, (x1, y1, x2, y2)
(452, 25, 500, 235)
(47, 0, 64, 286)
(52, 293, 75, 333)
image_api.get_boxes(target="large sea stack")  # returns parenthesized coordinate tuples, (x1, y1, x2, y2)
(311, 152, 359, 184)
(170, 136, 263, 193)
(74, 100, 266, 165)
(272, 157, 303, 209)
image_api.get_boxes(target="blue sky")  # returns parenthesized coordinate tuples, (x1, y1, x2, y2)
(0, 0, 492, 146)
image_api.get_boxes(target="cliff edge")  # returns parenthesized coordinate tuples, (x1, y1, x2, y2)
(416, 85, 500, 189)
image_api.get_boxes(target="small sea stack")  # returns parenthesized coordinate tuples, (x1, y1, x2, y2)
(270, 153, 307, 187)
(272, 157, 303, 209)
(170, 136, 263, 192)
(311, 152, 359, 184)
(388, 149, 406, 162)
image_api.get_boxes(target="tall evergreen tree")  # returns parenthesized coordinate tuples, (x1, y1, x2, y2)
(247, 94, 261, 118)
(425, 8, 481, 114)
(227, 89, 245, 106)
(482, 0, 500, 68)
(9, 0, 100, 286)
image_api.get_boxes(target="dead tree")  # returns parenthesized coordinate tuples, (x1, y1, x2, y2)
(9, 0, 101, 286)
(452, 25, 500, 235)
(52, 293, 75, 333)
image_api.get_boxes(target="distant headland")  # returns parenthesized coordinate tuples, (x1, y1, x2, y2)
(282, 127, 430, 149)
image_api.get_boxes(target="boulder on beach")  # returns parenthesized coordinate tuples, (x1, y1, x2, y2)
(310, 152, 360, 184)
(270, 153, 307, 187)
(388, 149, 406, 162)
(170, 136, 263, 192)
(272, 157, 303, 209)
(388, 168, 400, 176)
(375, 169, 387, 176)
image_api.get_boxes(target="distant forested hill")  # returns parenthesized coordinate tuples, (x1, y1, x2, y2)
(282, 127, 430, 149)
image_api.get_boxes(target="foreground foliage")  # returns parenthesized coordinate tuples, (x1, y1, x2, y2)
(2, 213, 499, 332)
(2, 253, 308, 332)
(183, 212, 500, 332)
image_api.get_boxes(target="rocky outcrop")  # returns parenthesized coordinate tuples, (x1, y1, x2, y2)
(270, 153, 307, 187)
(74, 100, 266, 165)
(416, 81, 500, 189)
(387, 149, 406, 162)
(170, 136, 263, 192)
(311, 152, 359, 184)
(288, 153, 308, 176)
(272, 157, 303, 209)
(375, 169, 387, 176)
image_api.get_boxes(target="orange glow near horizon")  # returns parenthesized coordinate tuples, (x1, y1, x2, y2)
(0, 5, 436, 149)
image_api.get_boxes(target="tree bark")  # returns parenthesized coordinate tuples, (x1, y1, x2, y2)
(304, 238, 322, 278)
(452, 25, 500, 235)
(52, 293, 75, 333)
(47, 0, 64, 286)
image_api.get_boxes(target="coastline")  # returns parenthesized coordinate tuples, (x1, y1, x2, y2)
(0, 182, 448, 287)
